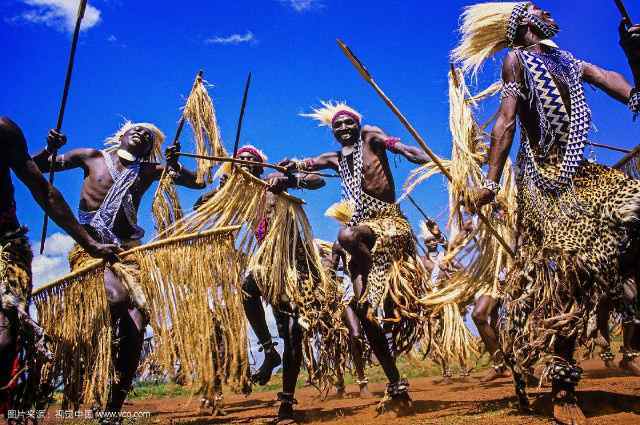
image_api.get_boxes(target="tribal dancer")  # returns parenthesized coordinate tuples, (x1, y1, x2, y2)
(34, 122, 203, 421)
(201, 144, 326, 423)
(283, 102, 432, 415)
(453, 3, 640, 423)
(0, 117, 118, 418)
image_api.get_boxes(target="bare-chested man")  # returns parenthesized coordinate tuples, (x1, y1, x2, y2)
(282, 102, 432, 415)
(34, 122, 203, 421)
(0, 117, 119, 418)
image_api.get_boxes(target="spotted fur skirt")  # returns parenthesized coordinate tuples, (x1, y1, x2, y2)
(501, 162, 640, 372)
(356, 204, 432, 354)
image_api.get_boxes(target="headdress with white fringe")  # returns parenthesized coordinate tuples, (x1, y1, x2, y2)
(451, 2, 529, 77)
(301, 101, 362, 127)
(104, 120, 165, 163)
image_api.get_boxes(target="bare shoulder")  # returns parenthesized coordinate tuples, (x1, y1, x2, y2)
(69, 147, 102, 163)
(502, 51, 522, 79)
(0, 116, 26, 142)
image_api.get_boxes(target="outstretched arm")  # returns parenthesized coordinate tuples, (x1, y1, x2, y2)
(1, 118, 119, 260)
(152, 143, 206, 189)
(582, 62, 634, 104)
(364, 125, 431, 164)
(280, 151, 340, 173)
(32, 129, 96, 173)
(265, 171, 326, 193)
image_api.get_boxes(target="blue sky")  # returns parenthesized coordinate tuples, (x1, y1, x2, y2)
(3, 0, 640, 287)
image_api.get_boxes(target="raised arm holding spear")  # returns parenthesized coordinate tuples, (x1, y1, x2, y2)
(39, 0, 88, 254)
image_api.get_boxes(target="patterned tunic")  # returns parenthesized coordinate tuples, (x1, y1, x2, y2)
(499, 46, 640, 371)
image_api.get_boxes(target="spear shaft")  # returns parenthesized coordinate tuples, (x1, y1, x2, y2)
(40, 0, 88, 254)
(232, 73, 252, 169)
(615, 0, 633, 27)
(176, 152, 339, 178)
(337, 39, 515, 258)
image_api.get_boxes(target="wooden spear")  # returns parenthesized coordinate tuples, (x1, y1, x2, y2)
(152, 69, 204, 203)
(176, 152, 340, 178)
(40, 0, 88, 254)
(337, 39, 515, 258)
(231, 73, 252, 169)
(615, 0, 633, 27)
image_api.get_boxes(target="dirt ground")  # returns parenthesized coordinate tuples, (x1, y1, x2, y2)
(46, 358, 639, 425)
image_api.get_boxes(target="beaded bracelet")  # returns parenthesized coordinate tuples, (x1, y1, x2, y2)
(629, 88, 640, 120)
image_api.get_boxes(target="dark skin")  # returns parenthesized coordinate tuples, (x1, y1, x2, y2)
(477, 4, 637, 204)
(1, 118, 120, 259)
(472, 4, 637, 422)
(33, 125, 203, 414)
(619, 19, 640, 87)
(281, 114, 426, 387)
(0, 117, 120, 413)
(324, 239, 370, 396)
(235, 152, 324, 420)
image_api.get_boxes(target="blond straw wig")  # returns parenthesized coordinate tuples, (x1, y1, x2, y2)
(451, 2, 530, 77)
(104, 120, 166, 163)
(301, 101, 362, 127)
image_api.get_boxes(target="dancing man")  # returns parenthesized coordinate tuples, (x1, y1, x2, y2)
(0, 117, 118, 418)
(453, 3, 640, 423)
(283, 102, 432, 415)
(35, 121, 203, 421)
(204, 145, 327, 423)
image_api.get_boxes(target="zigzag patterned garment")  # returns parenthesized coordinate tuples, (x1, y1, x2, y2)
(516, 48, 591, 192)
(338, 139, 393, 225)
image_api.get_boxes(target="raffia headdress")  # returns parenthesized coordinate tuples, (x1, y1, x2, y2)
(301, 100, 362, 127)
(104, 120, 165, 163)
(451, 2, 530, 77)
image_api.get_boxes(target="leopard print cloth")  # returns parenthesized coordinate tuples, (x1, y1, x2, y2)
(501, 161, 640, 372)
(357, 204, 431, 354)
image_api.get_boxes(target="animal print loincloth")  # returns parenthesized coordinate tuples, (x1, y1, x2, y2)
(501, 161, 640, 371)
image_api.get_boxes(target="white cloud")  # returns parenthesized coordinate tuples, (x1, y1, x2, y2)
(205, 31, 255, 46)
(279, 0, 323, 12)
(41, 232, 75, 256)
(107, 34, 116, 42)
(30, 232, 74, 289)
(17, 0, 101, 33)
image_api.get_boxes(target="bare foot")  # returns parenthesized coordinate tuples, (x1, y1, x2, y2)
(553, 391, 587, 425)
(212, 407, 227, 417)
(275, 402, 298, 425)
(335, 386, 345, 398)
(251, 347, 282, 386)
